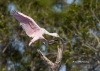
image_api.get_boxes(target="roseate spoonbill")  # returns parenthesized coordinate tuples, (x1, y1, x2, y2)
(12, 11, 59, 46)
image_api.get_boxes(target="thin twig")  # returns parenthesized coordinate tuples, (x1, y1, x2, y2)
(90, 0, 100, 23)
(2, 42, 10, 53)
(82, 43, 98, 52)
(71, 21, 81, 34)
(92, 33, 100, 48)
(66, 54, 97, 64)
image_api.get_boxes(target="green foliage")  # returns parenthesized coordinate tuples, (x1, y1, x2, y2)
(1, 0, 100, 71)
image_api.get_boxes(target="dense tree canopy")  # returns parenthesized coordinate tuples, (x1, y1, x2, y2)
(1, 0, 100, 71)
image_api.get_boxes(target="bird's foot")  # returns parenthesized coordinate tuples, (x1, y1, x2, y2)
(41, 38, 48, 46)
(29, 42, 32, 46)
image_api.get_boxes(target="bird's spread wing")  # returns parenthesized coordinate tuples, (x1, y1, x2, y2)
(12, 11, 41, 37)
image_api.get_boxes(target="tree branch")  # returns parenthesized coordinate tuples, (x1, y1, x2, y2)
(37, 38, 64, 71)
(66, 54, 89, 63)
(2, 42, 10, 53)
(37, 49, 54, 67)
(92, 33, 100, 48)
(55, 41, 63, 64)
(82, 43, 98, 52)
(90, 0, 100, 23)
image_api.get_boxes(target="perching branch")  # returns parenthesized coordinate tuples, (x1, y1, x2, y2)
(37, 49, 54, 67)
(37, 38, 64, 71)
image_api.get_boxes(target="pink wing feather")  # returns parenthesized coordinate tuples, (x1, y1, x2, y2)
(12, 11, 41, 37)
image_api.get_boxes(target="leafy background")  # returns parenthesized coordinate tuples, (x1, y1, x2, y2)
(0, 0, 100, 71)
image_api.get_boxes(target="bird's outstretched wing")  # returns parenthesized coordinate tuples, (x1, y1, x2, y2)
(12, 10, 41, 37)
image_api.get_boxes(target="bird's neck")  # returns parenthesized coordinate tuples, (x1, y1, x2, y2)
(41, 28, 57, 37)
(47, 32, 57, 37)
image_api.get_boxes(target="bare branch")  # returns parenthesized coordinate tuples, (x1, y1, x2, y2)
(55, 41, 63, 64)
(37, 38, 64, 71)
(66, 54, 98, 64)
(71, 21, 81, 34)
(2, 42, 10, 53)
(37, 49, 54, 67)
(92, 33, 100, 48)
(82, 43, 98, 52)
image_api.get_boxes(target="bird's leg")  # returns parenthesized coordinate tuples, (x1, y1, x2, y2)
(40, 36, 48, 46)
(29, 37, 39, 46)
(43, 39, 48, 47)
(42, 38, 47, 44)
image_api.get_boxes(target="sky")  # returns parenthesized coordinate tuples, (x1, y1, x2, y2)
(66, 0, 74, 4)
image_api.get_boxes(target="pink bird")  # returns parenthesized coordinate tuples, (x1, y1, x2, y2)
(12, 11, 59, 46)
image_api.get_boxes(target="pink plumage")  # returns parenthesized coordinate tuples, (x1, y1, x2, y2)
(12, 11, 59, 46)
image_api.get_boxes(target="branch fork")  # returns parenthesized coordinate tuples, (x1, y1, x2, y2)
(37, 39, 64, 71)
